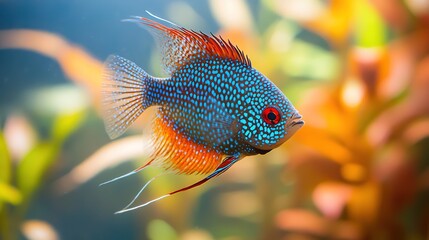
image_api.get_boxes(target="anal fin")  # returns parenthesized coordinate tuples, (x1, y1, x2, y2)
(151, 115, 225, 175)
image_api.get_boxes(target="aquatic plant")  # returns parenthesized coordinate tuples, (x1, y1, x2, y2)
(0, 110, 85, 240)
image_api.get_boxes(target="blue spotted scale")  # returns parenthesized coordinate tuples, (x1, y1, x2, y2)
(101, 12, 304, 213)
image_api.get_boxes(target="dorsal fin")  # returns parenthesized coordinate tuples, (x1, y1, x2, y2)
(125, 12, 252, 75)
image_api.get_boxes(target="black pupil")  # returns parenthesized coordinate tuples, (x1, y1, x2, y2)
(267, 111, 277, 121)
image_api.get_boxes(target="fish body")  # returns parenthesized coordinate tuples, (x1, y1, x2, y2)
(147, 57, 299, 155)
(102, 13, 303, 212)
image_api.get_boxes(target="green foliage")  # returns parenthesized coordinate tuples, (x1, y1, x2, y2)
(51, 110, 86, 143)
(282, 40, 339, 81)
(17, 142, 59, 200)
(0, 182, 22, 206)
(0, 133, 19, 208)
(0, 133, 11, 183)
(354, 0, 387, 47)
(0, 109, 86, 240)
(147, 219, 178, 240)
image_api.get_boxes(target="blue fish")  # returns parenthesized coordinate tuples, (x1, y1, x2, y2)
(101, 12, 303, 213)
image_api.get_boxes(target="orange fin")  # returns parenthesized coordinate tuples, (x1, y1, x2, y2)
(150, 115, 225, 175)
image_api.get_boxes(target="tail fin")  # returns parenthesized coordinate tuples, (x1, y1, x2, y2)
(102, 55, 152, 139)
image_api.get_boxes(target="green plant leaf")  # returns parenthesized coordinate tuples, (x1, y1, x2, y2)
(51, 110, 86, 143)
(17, 142, 59, 199)
(355, 0, 387, 47)
(282, 40, 339, 81)
(0, 132, 11, 183)
(147, 219, 178, 240)
(0, 182, 22, 205)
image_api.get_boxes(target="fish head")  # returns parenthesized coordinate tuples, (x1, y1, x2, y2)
(236, 76, 304, 155)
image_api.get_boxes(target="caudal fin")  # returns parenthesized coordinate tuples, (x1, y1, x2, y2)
(102, 55, 152, 139)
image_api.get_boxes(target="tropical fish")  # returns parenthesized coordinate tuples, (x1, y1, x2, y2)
(101, 12, 304, 213)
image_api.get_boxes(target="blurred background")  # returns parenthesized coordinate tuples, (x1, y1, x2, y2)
(1, 0, 429, 239)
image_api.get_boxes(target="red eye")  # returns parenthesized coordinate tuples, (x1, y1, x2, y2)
(262, 107, 281, 125)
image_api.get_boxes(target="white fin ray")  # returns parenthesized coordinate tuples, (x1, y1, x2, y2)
(115, 155, 240, 213)
(99, 171, 136, 186)
(102, 55, 152, 139)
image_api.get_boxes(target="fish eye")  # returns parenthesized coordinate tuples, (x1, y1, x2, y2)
(262, 106, 281, 125)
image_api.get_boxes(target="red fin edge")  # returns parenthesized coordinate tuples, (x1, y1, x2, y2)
(134, 16, 252, 70)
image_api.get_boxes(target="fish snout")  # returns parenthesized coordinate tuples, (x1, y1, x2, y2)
(282, 112, 304, 141)
(287, 112, 304, 128)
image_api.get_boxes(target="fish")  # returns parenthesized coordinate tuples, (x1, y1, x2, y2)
(101, 12, 304, 213)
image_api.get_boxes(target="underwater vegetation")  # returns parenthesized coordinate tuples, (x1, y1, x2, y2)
(1, 0, 429, 239)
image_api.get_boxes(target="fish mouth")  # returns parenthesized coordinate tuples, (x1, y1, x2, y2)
(287, 112, 304, 128)
(290, 119, 304, 128)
